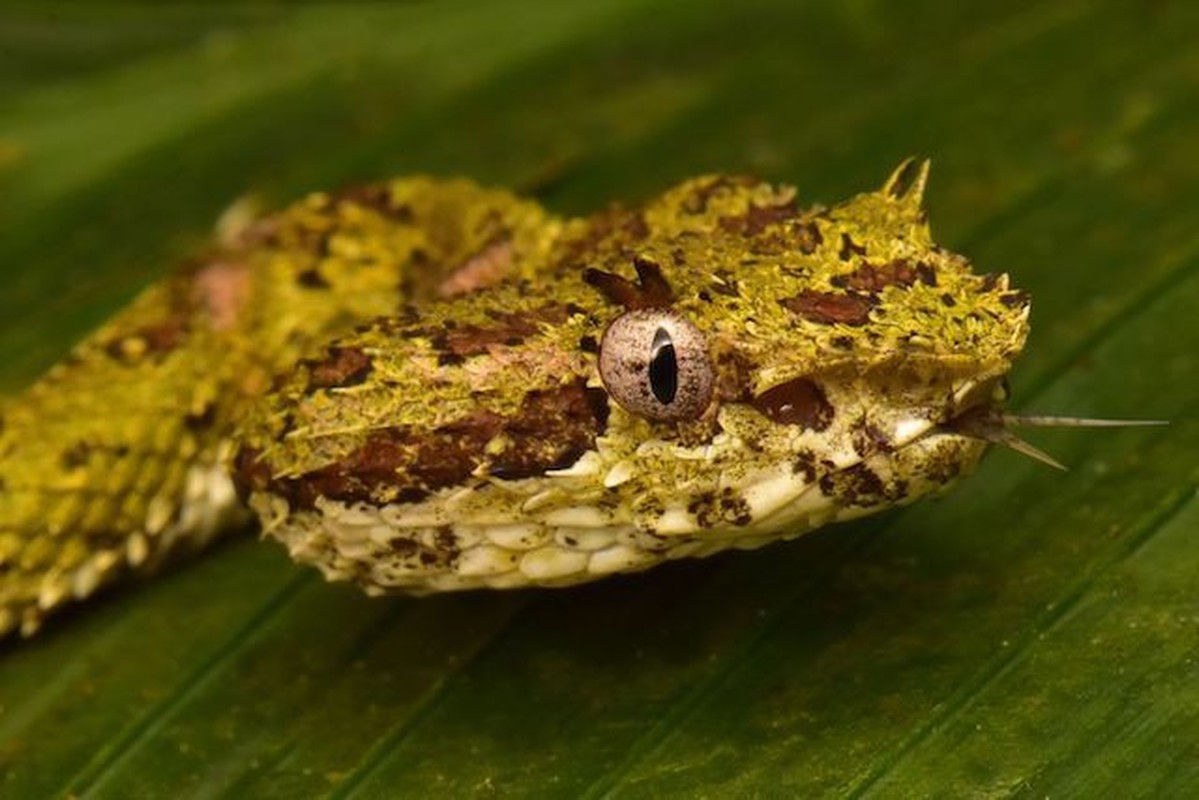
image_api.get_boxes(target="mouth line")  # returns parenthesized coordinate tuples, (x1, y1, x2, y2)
(877, 375, 1016, 465)
(882, 377, 1002, 451)
(878, 403, 998, 466)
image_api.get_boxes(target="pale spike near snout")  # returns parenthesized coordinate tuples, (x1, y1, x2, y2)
(952, 412, 1168, 471)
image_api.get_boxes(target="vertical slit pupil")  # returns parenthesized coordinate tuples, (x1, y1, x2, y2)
(649, 327, 678, 404)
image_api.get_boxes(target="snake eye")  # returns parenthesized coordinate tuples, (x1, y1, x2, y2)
(597, 309, 713, 421)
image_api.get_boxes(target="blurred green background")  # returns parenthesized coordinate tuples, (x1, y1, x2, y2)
(1, 1, 1197, 796)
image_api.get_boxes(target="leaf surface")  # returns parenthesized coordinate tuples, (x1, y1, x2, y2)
(1, 2, 1196, 796)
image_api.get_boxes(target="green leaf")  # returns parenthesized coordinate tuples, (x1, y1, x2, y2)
(1, 1, 1196, 796)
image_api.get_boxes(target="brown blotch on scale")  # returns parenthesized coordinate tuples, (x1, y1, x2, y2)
(387, 535, 453, 570)
(297, 268, 330, 289)
(793, 221, 824, 255)
(489, 385, 610, 479)
(583, 256, 674, 310)
(185, 401, 218, 432)
(260, 379, 609, 510)
(839, 464, 888, 506)
(822, 462, 907, 507)
(289, 226, 332, 258)
(838, 233, 868, 261)
(632, 255, 674, 305)
(681, 175, 757, 214)
(395, 486, 430, 504)
(687, 491, 717, 527)
(389, 538, 418, 557)
(272, 425, 483, 510)
(430, 303, 570, 359)
(583, 268, 642, 309)
(104, 315, 191, 363)
(333, 184, 415, 223)
(708, 273, 740, 298)
(851, 420, 892, 457)
(832, 259, 918, 292)
(792, 450, 818, 483)
(718, 199, 798, 236)
(747, 200, 799, 234)
(780, 290, 874, 326)
(719, 493, 754, 526)
(689, 488, 754, 528)
(1000, 291, 1030, 309)
(434, 526, 460, 562)
(60, 442, 93, 471)
(232, 447, 271, 503)
(306, 346, 374, 390)
(109, 262, 205, 358)
(622, 213, 651, 241)
(142, 320, 189, 352)
(751, 376, 834, 431)
(916, 263, 938, 287)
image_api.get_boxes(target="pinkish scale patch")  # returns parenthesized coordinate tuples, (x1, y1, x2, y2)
(191, 260, 253, 332)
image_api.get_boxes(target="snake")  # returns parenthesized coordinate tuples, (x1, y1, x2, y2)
(0, 161, 1039, 638)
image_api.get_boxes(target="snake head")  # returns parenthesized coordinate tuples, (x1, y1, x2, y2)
(232, 164, 1036, 593)
(565, 161, 1031, 535)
